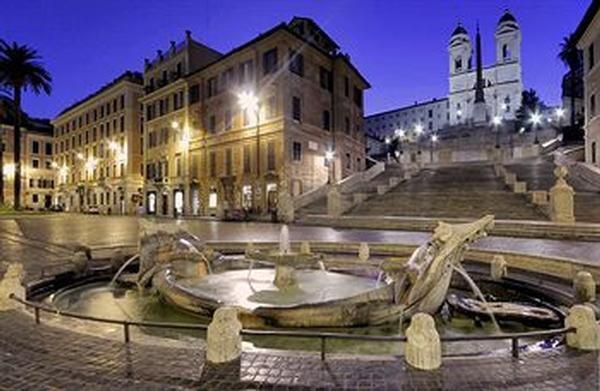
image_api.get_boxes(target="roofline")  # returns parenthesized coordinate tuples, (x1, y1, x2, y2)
(574, 0, 600, 44)
(185, 21, 370, 88)
(365, 98, 449, 119)
(55, 70, 143, 119)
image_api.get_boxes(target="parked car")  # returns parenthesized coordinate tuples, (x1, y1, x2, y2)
(85, 205, 99, 214)
(48, 205, 64, 212)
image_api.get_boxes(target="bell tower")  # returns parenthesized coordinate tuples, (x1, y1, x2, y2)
(448, 23, 472, 75)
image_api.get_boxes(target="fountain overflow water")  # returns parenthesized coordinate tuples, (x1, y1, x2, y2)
(453, 264, 501, 332)
(111, 254, 140, 285)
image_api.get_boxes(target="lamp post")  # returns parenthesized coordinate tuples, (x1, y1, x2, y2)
(325, 150, 334, 184)
(430, 134, 438, 162)
(555, 107, 565, 138)
(414, 124, 423, 157)
(384, 136, 391, 162)
(530, 112, 542, 145)
(492, 115, 502, 148)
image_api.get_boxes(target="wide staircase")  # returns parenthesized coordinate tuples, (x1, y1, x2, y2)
(348, 163, 546, 220)
(296, 163, 404, 217)
(506, 156, 600, 223)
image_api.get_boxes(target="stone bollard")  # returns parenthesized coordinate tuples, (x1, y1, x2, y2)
(490, 255, 507, 281)
(206, 307, 243, 364)
(550, 165, 575, 223)
(300, 241, 311, 255)
(405, 313, 441, 370)
(358, 242, 370, 262)
(565, 305, 600, 350)
(327, 185, 344, 217)
(0, 263, 26, 311)
(71, 251, 89, 274)
(389, 177, 400, 188)
(504, 172, 517, 186)
(574, 271, 596, 304)
(512, 181, 527, 194)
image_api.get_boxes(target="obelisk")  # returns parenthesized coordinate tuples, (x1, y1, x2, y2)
(472, 23, 488, 125)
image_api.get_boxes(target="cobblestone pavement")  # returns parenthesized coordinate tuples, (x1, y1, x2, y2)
(0, 310, 598, 390)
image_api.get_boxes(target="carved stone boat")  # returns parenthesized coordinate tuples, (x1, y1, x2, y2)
(446, 294, 562, 327)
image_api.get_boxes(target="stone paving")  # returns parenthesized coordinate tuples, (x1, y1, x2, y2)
(0, 310, 598, 390)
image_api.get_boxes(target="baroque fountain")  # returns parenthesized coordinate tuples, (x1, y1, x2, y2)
(100, 215, 560, 330)
(40, 215, 575, 356)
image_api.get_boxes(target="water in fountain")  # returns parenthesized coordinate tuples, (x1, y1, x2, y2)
(375, 270, 384, 286)
(279, 225, 290, 255)
(111, 254, 140, 285)
(453, 264, 501, 332)
(317, 260, 326, 272)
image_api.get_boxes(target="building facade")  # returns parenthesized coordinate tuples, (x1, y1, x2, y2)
(52, 71, 144, 214)
(142, 17, 369, 220)
(364, 98, 449, 143)
(576, 0, 600, 167)
(448, 11, 523, 125)
(1, 117, 55, 210)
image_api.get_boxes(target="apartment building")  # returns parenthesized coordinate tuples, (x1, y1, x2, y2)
(142, 17, 369, 220)
(1, 113, 55, 209)
(52, 71, 144, 214)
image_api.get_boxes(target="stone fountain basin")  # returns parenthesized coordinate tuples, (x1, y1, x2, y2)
(153, 268, 403, 328)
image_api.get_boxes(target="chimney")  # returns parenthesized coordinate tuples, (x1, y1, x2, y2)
(185, 30, 192, 44)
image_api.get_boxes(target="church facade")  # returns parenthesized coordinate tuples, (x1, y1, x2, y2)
(448, 10, 523, 125)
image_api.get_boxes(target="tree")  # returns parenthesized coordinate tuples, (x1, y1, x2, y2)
(558, 34, 582, 127)
(515, 88, 543, 132)
(0, 40, 52, 209)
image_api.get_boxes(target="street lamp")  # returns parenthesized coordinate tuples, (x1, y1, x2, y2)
(492, 115, 502, 148)
(530, 112, 542, 144)
(429, 134, 438, 162)
(325, 150, 334, 184)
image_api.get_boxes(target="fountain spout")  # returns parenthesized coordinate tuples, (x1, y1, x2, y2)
(279, 225, 290, 255)
(111, 254, 140, 285)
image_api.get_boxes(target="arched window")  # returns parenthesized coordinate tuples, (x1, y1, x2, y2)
(502, 44, 511, 61)
(455, 56, 463, 72)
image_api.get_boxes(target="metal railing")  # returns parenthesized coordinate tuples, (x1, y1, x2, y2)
(10, 294, 575, 361)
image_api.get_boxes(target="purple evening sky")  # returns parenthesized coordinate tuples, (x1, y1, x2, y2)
(0, 0, 590, 120)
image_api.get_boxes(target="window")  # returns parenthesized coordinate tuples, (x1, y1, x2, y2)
(221, 67, 235, 89)
(292, 96, 301, 122)
(225, 109, 233, 130)
(175, 154, 182, 177)
(344, 76, 349, 97)
(189, 84, 200, 104)
(263, 48, 278, 75)
(346, 153, 351, 169)
(592, 142, 597, 164)
(209, 152, 216, 177)
(455, 56, 462, 72)
(288, 50, 304, 76)
(353, 87, 363, 108)
(319, 67, 333, 91)
(292, 141, 302, 162)
(225, 148, 232, 176)
(32, 141, 39, 154)
(591, 94, 596, 119)
(120, 95, 125, 110)
(45, 142, 52, 155)
(32, 158, 39, 168)
(207, 77, 218, 98)
(239, 60, 254, 84)
(322, 110, 331, 130)
(32, 194, 38, 203)
(243, 145, 251, 174)
(209, 115, 216, 133)
(589, 43, 595, 70)
(502, 44, 511, 61)
(267, 141, 276, 171)
(345, 117, 350, 135)
(120, 116, 125, 132)
(428, 109, 433, 118)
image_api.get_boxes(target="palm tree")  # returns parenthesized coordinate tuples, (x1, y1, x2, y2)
(558, 34, 582, 127)
(0, 40, 52, 209)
